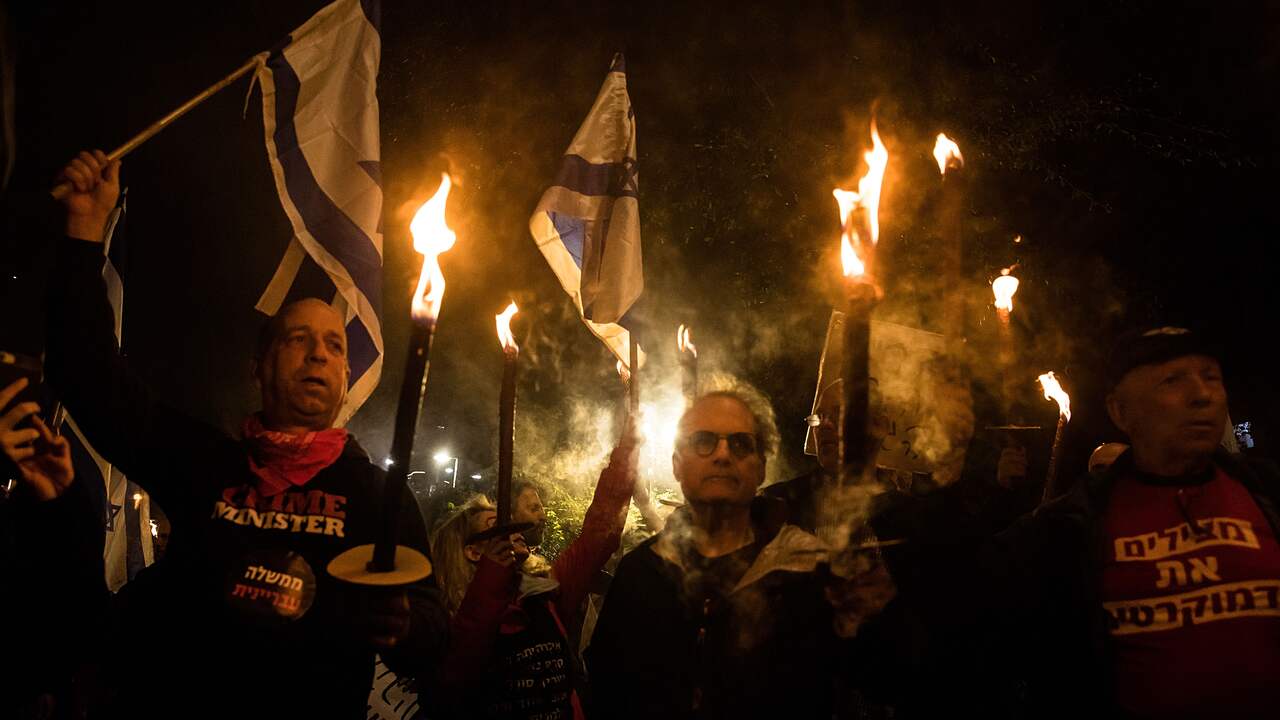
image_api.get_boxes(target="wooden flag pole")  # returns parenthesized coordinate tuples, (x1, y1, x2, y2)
(629, 330, 640, 418)
(51, 55, 262, 200)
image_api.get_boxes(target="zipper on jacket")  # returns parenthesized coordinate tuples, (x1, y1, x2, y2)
(692, 597, 711, 711)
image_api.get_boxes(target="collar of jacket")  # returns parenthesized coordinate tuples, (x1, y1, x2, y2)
(1048, 447, 1280, 535)
(650, 496, 829, 594)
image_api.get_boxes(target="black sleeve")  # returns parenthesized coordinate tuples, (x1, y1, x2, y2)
(44, 236, 231, 502)
(0, 477, 108, 707)
(582, 551, 650, 720)
(380, 484, 449, 676)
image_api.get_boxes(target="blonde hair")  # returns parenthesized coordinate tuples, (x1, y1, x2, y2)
(430, 494, 494, 616)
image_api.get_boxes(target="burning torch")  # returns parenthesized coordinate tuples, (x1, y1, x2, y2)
(677, 324, 698, 407)
(832, 119, 888, 485)
(992, 265, 1020, 369)
(934, 133, 966, 352)
(328, 173, 456, 585)
(1038, 371, 1071, 503)
(495, 302, 519, 526)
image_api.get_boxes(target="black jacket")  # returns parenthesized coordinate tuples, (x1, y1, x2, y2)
(45, 237, 448, 718)
(0, 475, 107, 713)
(585, 498, 915, 719)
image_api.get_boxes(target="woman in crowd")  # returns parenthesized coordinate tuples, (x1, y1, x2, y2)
(425, 426, 637, 719)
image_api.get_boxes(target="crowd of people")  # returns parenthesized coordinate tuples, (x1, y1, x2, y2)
(1, 150, 1275, 720)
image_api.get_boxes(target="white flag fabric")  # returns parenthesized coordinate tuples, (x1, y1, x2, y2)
(530, 53, 644, 368)
(61, 192, 155, 592)
(255, 0, 384, 425)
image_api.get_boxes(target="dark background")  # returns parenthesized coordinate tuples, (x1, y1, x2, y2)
(4, 0, 1276, 493)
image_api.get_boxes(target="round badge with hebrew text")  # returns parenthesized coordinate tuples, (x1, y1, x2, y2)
(225, 549, 317, 624)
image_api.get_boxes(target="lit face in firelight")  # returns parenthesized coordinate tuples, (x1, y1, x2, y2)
(1106, 355, 1227, 471)
(513, 487, 547, 546)
(673, 395, 766, 507)
(254, 299, 350, 432)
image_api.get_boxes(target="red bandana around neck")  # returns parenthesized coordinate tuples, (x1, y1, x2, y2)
(242, 414, 349, 496)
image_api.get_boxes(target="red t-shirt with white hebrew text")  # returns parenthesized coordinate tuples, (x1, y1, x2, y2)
(1101, 465, 1280, 718)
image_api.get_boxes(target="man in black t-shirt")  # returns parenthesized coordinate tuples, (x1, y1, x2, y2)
(47, 151, 448, 718)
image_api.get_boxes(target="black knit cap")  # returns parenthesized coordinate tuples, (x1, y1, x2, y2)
(1106, 326, 1222, 389)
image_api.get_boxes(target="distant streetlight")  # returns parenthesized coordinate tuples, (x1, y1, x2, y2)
(432, 450, 459, 489)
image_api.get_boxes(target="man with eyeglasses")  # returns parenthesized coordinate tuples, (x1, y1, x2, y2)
(953, 327, 1280, 717)
(585, 389, 902, 719)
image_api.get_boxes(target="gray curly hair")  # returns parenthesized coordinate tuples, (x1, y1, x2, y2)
(681, 373, 780, 460)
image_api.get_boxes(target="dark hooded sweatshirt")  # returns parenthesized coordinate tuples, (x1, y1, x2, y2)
(45, 236, 448, 718)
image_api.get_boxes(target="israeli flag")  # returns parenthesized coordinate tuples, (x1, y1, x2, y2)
(60, 190, 156, 592)
(530, 53, 644, 368)
(255, 0, 384, 426)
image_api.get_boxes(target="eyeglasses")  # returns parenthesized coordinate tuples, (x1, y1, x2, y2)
(680, 431, 760, 458)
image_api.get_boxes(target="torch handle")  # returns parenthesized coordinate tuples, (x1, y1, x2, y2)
(680, 354, 698, 407)
(371, 321, 435, 572)
(940, 169, 967, 355)
(842, 288, 876, 483)
(496, 351, 517, 527)
(996, 309, 1018, 420)
(1041, 414, 1067, 505)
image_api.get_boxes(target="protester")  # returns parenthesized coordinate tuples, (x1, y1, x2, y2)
(429, 423, 636, 719)
(586, 389, 903, 719)
(1, 378, 107, 717)
(944, 326, 1280, 718)
(510, 479, 547, 548)
(44, 151, 448, 718)
(430, 494, 503, 616)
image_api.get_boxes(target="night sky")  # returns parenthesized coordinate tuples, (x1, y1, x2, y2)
(4, 0, 1277, 492)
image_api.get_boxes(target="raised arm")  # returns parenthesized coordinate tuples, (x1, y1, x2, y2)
(44, 151, 227, 497)
(551, 423, 637, 621)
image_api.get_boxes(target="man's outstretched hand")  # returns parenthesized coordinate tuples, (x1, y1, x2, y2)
(58, 149, 120, 242)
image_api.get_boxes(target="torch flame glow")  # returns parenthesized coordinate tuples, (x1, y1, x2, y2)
(495, 302, 519, 352)
(833, 120, 889, 279)
(677, 324, 698, 358)
(409, 173, 457, 322)
(1038, 371, 1071, 422)
(992, 267, 1020, 312)
(933, 133, 964, 175)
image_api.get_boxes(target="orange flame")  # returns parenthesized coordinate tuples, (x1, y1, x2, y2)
(677, 324, 697, 358)
(992, 267, 1019, 313)
(1037, 371, 1071, 422)
(409, 173, 457, 322)
(495, 302, 519, 352)
(933, 133, 964, 175)
(834, 120, 889, 279)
